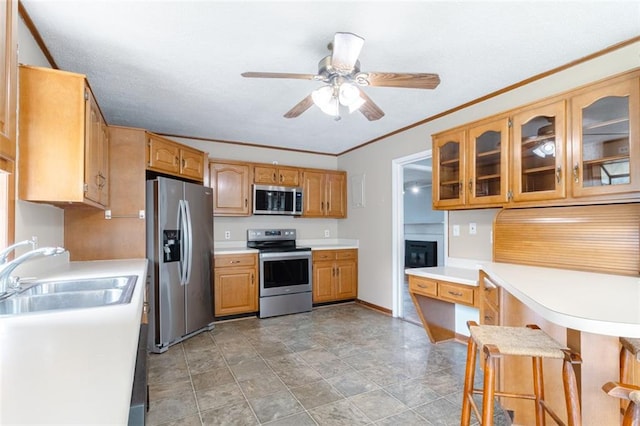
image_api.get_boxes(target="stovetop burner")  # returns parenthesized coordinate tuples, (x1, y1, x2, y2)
(246, 228, 308, 252)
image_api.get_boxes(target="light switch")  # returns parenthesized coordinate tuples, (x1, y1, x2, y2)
(469, 223, 477, 235)
(453, 225, 460, 237)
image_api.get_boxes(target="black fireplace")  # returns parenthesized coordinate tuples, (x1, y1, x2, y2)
(405, 240, 437, 268)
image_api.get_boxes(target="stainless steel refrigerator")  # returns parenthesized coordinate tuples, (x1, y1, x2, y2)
(146, 176, 215, 353)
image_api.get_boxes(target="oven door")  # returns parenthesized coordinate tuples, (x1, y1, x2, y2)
(259, 250, 312, 297)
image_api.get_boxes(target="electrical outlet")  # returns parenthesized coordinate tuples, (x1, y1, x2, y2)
(224, 231, 231, 240)
(324, 229, 330, 238)
(469, 222, 477, 235)
(453, 225, 460, 237)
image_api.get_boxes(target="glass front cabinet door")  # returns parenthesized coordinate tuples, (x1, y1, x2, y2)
(511, 100, 566, 202)
(570, 77, 639, 197)
(467, 117, 509, 206)
(433, 130, 466, 208)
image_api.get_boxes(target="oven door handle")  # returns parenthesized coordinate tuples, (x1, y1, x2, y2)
(259, 251, 312, 261)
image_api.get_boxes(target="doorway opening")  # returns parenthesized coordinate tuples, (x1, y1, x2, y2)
(391, 151, 446, 323)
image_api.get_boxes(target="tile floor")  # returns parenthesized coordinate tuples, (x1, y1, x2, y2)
(147, 303, 510, 425)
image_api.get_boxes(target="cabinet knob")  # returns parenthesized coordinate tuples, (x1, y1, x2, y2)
(448, 290, 463, 297)
(556, 166, 562, 184)
(230, 260, 240, 264)
(573, 164, 579, 183)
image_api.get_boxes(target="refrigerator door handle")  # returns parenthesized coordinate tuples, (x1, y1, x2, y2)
(183, 199, 193, 285)
(178, 199, 188, 285)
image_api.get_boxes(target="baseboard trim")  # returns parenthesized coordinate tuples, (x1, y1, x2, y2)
(355, 299, 392, 316)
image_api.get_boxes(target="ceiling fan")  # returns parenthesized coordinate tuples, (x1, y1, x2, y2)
(242, 32, 440, 121)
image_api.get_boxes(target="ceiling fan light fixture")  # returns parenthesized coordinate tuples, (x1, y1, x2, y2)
(312, 85, 339, 116)
(338, 83, 365, 113)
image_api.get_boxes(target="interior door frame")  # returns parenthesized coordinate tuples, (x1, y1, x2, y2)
(391, 149, 447, 318)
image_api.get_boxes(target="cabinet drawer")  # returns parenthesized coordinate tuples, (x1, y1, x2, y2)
(214, 253, 256, 268)
(313, 250, 336, 261)
(482, 303, 500, 325)
(438, 282, 475, 306)
(481, 275, 500, 308)
(335, 249, 357, 261)
(409, 276, 438, 297)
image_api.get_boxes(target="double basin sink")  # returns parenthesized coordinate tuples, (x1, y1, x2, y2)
(0, 275, 137, 315)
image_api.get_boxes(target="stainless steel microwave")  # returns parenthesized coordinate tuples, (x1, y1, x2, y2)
(253, 185, 303, 215)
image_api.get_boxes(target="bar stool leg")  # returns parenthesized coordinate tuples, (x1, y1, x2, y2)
(461, 333, 478, 426)
(481, 344, 499, 425)
(532, 356, 546, 426)
(562, 350, 582, 426)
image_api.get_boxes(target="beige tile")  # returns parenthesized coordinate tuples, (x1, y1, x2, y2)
(191, 365, 236, 391)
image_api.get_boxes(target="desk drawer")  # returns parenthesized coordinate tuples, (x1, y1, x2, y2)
(438, 282, 475, 306)
(409, 276, 437, 297)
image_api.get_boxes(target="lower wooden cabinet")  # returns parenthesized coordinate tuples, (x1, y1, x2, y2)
(213, 253, 258, 316)
(312, 249, 357, 303)
(479, 270, 502, 325)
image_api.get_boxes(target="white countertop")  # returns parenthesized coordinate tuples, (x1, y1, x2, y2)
(481, 262, 640, 338)
(405, 266, 479, 286)
(213, 239, 358, 254)
(0, 258, 148, 425)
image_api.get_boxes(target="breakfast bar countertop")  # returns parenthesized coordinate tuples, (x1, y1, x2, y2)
(480, 261, 640, 338)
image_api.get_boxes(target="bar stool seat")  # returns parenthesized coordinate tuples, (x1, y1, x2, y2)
(461, 321, 582, 426)
(621, 337, 640, 382)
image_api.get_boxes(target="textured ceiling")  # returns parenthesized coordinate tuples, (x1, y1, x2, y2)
(20, 1, 640, 155)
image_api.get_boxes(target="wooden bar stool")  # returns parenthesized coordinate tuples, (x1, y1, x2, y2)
(461, 321, 582, 426)
(620, 338, 640, 387)
(602, 382, 640, 425)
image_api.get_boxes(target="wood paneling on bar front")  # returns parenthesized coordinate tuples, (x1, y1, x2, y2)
(494, 203, 640, 276)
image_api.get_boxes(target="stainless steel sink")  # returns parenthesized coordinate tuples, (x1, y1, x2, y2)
(0, 275, 137, 315)
(19, 276, 135, 296)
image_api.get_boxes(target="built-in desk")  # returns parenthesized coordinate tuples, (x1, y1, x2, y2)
(405, 266, 478, 343)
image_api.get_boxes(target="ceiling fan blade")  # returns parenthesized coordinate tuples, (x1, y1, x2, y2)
(242, 72, 317, 80)
(331, 32, 365, 73)
(360, 72, 441, 89)
(284, 95, 314, 118)
(358, 91, 384, 121)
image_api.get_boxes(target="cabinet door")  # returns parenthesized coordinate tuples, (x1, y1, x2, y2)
(433, 130, 466, 208)
(214, 268, 257, 316)
(278, 166, 300, 186)
(511, 101, 566, 202)
(253, 165, 277, 184)
(210, 162, 251, 216)
(302, 170, 325, 217)
(147, 135, 180, 174)
(335, 259, 357, 300)
(570, 78, 640, 197)
(0, 0, 16, 168)
(84, 89, 102, 204)
(312, 261, 335, 303)
(179, 146, 205, 181)
(325, 171, 346, 218)
(468, 117, 509, 206)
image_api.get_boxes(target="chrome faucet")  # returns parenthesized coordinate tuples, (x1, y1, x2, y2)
(0, 246, 66, 295)
(0, 237, 38, 264)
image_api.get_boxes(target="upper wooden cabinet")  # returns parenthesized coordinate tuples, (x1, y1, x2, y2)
(433, 130, 466, 209)
(569, 76, 640, 198)
(253, 164, 300, 186)
(210, 160, 251, 216)
(467, 117, 510, 206)
(511, 100, 566, 202)
(0, 0, 16, 171)
(146, 133, 206, 182)
(18, 66, 109, 208)
(302, 169, 347, 218)
(433, 117, 509, 209)
(433, 70, 640, 210)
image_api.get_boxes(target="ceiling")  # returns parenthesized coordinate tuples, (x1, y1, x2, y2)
(20, 1, 640, 156)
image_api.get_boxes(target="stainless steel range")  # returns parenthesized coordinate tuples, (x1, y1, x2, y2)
(247, 229, 312, 318)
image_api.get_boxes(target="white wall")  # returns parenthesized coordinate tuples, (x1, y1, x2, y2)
(338, 41, 640, 311)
